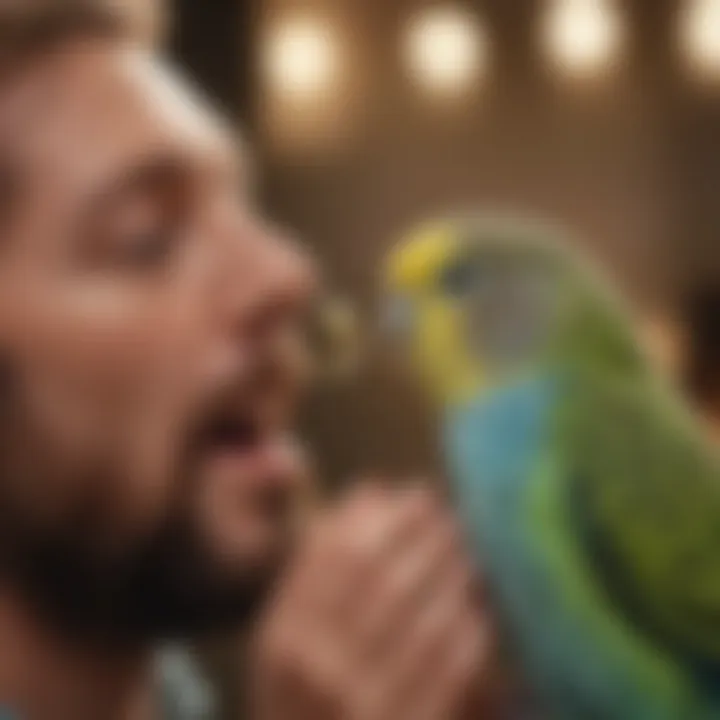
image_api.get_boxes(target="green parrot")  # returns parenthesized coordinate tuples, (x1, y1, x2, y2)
(380, 215, 720, 719)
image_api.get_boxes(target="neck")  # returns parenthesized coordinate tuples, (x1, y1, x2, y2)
(0, 589, 156, 720)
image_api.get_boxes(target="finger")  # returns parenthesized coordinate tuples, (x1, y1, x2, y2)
(254, 586, 357, 719)
(258, 484, 451, 716)
(296, 488, 449, 719)
(353, 515, 462, 658)
(404, 608, 489, 720)
(338, 484, 439, 561)
(376, 556, 479, 712)
(257, 482, 397, 672)
(310, 485, 439, 623)
(275, 481, 386, 611)
(348, 552, 468, 719)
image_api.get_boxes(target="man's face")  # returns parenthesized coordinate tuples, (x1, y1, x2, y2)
(0, 37, 316, 639)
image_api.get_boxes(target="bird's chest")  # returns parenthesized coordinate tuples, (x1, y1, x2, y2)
(445, 382, 583, 703)
(444, 377, 555, 556)
(443, 380, 687, 719)
(444, 379, 569, 669)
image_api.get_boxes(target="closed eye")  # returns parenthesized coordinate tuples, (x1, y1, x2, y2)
(82, 157, 189, 274)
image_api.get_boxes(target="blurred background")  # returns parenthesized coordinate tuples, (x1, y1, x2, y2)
(160, 0, 720, 480)
(149, 0, 719, 714)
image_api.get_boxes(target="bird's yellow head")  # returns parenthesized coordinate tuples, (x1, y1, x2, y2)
(381, 216, 603, 407)
(381, 221, 487, 405)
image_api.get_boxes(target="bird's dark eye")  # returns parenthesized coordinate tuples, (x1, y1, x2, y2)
(441, 257, 482, 297)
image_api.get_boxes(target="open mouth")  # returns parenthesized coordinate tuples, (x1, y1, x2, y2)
(200, 406, 265, 458)
(194, 398, 298, 530)
(206, 412, 260, 452)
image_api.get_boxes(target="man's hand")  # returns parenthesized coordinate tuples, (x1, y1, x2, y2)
(250, 484, 496, 720)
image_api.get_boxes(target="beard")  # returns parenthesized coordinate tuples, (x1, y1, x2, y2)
(0, 362, 288, 645)
(0, 497, 285, 644)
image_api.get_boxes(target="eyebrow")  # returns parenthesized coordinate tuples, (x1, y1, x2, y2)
(57, 157, 173, 254)
(101, 150, 205, 195)
(84, 141, 248, 214)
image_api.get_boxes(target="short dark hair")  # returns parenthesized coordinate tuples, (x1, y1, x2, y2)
(0, 1, 141, 230)
(0, 0, 139, 81)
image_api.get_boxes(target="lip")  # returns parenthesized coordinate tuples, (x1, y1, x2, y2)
(200, 429, 301, 537)
(203, 428, 277, 472)
(196, 404, 298, 492)
(197, 406, 271, 475)
(190, 353, 302, 494)
(193, 376, 268, 462)
(194, 427, 301, 567)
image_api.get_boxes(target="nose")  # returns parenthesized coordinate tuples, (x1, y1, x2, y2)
(218, 220, 318, 342)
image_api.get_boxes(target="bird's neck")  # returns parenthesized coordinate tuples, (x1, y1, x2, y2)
(444, 372, 557, 501)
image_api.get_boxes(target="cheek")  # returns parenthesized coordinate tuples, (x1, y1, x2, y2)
(2, 283, 215, 537)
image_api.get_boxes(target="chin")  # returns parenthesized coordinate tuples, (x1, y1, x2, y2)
(193, 441, 304, 569)
(207, 515, 294, 578)
(122, 505, 290, 641)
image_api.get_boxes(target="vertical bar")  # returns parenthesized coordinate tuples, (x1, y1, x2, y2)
(168, 0, 256, 124)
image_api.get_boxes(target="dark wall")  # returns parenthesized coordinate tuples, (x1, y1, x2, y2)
(169, 0, 257, 122)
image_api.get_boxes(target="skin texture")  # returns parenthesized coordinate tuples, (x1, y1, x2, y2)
(252, 485, 496, 720)
(0, 36, 316, 639)
(0, 33, 493, 720)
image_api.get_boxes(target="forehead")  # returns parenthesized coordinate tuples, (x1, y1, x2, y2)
(8, 38, 242, 204)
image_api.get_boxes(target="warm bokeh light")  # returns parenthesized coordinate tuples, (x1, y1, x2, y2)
(680, 0, 720, 81)
(542, 0, 624, 79)
(403, 6, 489, 97)
(262, 17, 340, 102)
